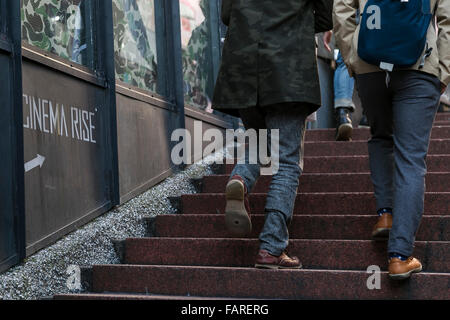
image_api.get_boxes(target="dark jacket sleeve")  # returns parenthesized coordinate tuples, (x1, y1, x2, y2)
(314, 0, 334, 33)
(221, 0, 232, 26)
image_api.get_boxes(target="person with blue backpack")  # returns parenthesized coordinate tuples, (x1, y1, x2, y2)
(333, 0, 450, 280)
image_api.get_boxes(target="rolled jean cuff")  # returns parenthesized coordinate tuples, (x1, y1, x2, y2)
(334, 98, 355, 111)
(259, 244, 284, 257)
(388, 239, 414, 258)
(376, 201, 393, 213)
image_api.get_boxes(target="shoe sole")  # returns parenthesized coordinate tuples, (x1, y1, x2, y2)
(254, 263, 302, 270)
(225, 180, 252, 236)
(336, 123, 353, 141)
(388, 265, 423, 280)
(371, 228, 391, 240)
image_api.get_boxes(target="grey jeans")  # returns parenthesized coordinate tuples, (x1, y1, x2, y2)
(230, 103, 310, 256)
(356, 70, 441, 257)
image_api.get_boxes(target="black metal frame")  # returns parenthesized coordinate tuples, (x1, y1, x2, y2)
(160, 0, 186, 128)
(209, 0, 222, 85)
(160, 0, 188, 170)
(96, 0, 120, 206)
(0, 0, 25, 273)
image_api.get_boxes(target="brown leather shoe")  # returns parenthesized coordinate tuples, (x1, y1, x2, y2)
(255, 250, 302, 269)
(372, 213, 392, 240)
(225, 175, 252, 236)
(388, 256, 422, 280)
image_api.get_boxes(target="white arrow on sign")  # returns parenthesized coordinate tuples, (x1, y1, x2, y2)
(25, 154, 46, 173)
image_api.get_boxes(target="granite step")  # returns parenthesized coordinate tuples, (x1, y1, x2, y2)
(89, 264, 450, 300)
(435, 113, 450, 122)
(179, 192, 450, 215)
(121, 238, 450, 273)
(146, 214, 450, 241)
(305, 125, 450, 142)
(198, 172, 450, 193)
(302, 140, 450, 157)
(214, 155, 450, 174)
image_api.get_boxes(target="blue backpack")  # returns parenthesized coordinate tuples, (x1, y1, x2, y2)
(358, 0, 434, 71)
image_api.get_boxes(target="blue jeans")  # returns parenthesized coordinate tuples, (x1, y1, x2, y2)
(356, 71, 441, 257)
(316, 57, 335, 128)
(230, 103, 309, 256)
(334, 52, 355, 111)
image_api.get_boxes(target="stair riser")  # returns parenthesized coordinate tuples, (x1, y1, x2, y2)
(181, 193, 450, 215)
(435, 113, 450, 122)
(227, 140, 450, 157)
(151, 215, 450, 241)
(201, 173, 450, 193)
(91, 265, 450, 299)
(305, 140, 449, 157)
(305, 126, 450, 142)
(216, 155, 450, 174)
(123, 238, 449, 272)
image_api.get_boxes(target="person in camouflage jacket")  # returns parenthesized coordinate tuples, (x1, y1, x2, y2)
(213, 0, 333, 117)
(182, 0, 214, 110)
(113, 0, 158, 93)
(214, 0, 333, 269)
(21, 0, 88, 66)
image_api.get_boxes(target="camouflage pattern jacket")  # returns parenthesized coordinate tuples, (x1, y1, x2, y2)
(22, 0, 87, 65)
(212, 0, 334, 116)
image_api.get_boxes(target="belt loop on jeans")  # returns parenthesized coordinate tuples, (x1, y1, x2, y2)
(379, 62, 394, 88)
(385, 71, 391, 88)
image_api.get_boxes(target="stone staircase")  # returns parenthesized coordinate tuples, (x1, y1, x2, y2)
(55, 112, 450, 300)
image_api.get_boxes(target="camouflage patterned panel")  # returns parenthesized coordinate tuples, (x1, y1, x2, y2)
(113, 0, 158, 94)
(180, 0, 214, 111)
(21, 0, 92, 67)
(212, 0, 333, 117)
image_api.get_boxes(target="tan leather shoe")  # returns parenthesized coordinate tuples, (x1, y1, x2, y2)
(372, 213, 392, 240)
(388, 257, 422, 280)
(255, 250, 302, 269)
(225, 175, 252, 236)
